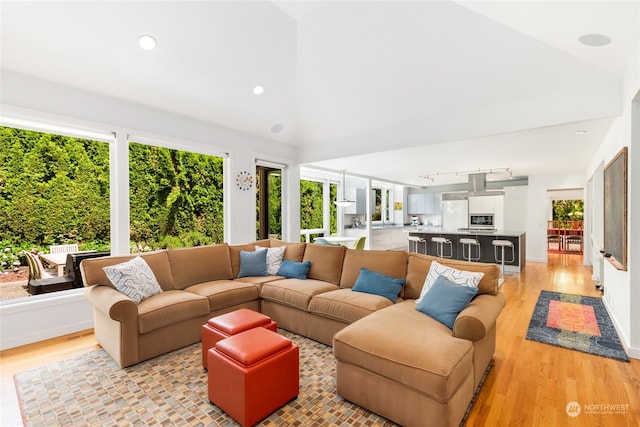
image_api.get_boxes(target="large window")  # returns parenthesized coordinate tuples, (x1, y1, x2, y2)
(129, 141, 224, 250)
(372, 187, 392, 224)
(0, 125, 110, 301)
(299, 178, 338, 242)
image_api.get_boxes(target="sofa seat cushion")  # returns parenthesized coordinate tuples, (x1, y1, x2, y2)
(185, 280, 259, 311)
(261, 279, 339, 311)
(333, 300, 473, 402)
(234, 275, 285, 285)
(138, 290, 210, 334)
(308, 289, 394, 324)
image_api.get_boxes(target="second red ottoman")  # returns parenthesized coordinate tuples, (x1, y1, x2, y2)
(201, 308, 277, 368)
(208, 327, 299, 427)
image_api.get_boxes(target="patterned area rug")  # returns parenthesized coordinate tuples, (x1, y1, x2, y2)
(526, 290, 629, 362)
(14, 330, 488, 426)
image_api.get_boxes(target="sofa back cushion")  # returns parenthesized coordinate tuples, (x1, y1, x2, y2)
(405, 253, 499, 299)
(80, 251, 176, 291)
(340, 249, 407, 290)
(167, 244, 233, 289)
(229, 241, 271, 277)
(269, 239, 306, 262)
(302, 244, 346, 285)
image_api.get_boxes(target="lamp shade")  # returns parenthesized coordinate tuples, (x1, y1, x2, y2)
(335, 199, 355, 207)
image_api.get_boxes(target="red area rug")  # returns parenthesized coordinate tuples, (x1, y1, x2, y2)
(526, 291, 628, 361)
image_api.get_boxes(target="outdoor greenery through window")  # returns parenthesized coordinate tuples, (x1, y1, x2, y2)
(0, 125, 110, 300)
(129, 142, 224, 251)
(0, 127, 226, 302)
(300, 179, 337, 242)
(256, 166, 282, 240)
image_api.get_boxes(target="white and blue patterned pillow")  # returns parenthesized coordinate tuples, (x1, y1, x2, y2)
(256, 245, 286, 275)
(103, 256, 163, 304)
(415, 260, 484, 305)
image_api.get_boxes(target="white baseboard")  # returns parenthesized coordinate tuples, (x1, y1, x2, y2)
(0, 289, 93, 350)
(602, 296, 639, 360)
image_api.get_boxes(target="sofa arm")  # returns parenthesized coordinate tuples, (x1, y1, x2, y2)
(84, 285, 138, 325)
(453, 292, 506, 341)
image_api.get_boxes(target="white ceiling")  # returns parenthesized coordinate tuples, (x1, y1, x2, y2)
(1, 1, 639, 186)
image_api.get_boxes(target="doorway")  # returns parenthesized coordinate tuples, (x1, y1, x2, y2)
(256, 165, 282, 240)
(546, 190, 584, 255)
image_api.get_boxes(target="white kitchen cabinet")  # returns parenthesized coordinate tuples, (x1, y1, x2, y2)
(344, 188, 366, 214)
(344, 228, 366, 238)
(442, 200, 468, 230)
(494, 195, 504, 230)
(433, 193, 442, 214)
(468, 195, 502, 213)
(370, 229, 392, 250)
(391, 228, 408, 249)
(408, 193, 441, 214)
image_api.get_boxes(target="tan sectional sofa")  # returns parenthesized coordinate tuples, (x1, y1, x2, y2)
(81, 239, 505, 427)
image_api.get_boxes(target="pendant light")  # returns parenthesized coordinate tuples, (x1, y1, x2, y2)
(335, 170, 355, 207)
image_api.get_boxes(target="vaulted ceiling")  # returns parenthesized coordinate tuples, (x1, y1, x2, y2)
(1, 1, 638, 185)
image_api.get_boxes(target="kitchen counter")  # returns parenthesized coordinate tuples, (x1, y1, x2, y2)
(408, 230, 526, 272)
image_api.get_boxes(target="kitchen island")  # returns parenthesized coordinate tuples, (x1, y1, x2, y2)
(408, 229, 526, 272)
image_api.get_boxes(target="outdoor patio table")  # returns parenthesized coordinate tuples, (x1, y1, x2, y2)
(39, 250, 96, 276)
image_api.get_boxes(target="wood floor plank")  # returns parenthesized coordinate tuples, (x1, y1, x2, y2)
(1, 252, 639, 426)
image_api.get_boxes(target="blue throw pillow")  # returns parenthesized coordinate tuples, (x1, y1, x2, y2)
(352, 268, 405, 302)
(416, 275, 478, 329)
(237, 249, 268, 278)
(277, 260, 312, 279)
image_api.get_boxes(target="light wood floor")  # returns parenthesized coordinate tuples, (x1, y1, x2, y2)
(1, 253, 639, 426)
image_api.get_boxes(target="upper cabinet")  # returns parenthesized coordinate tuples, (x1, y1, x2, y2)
(468, 195, 501, 213)
(468, 195, 505, 229)
(407, 192, 442, 214)
(345, 188, 367, 214)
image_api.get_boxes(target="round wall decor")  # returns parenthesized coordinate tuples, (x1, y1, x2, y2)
(235, 170, 254, 191)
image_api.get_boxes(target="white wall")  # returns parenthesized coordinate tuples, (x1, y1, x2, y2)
(585, 40, 640, 359)
(0, 290, 93, 349)
(525, 173, 588, 263)
(0, 71, 298, 349)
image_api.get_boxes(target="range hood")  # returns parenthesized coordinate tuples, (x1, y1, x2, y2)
(442, 173, 504, 201)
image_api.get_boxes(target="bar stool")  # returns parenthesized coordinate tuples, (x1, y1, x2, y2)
(459, 238, 480, 262)
(432, 237, 453, 258)
(492, 239, 514, 285)
(407, 235, 427, 254)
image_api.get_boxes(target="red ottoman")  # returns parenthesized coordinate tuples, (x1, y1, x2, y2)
(208, 328, 299, 427)
(201, 308, 277, 368)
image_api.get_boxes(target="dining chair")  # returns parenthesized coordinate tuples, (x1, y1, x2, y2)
(353, 236, 366, 250)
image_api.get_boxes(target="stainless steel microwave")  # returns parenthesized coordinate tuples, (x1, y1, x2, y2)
(469, 214, 495, 229)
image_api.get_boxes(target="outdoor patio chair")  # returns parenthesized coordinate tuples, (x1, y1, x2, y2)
(49, 244, 79, 254)
(25, 252, 75, 295)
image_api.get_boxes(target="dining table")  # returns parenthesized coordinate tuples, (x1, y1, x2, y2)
(316, 236, 359, 247)
(39, 250, 96, 276)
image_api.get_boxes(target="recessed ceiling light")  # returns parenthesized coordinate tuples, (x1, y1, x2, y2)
(138, 34, 157, 50)
(578, 33, 611, 47)
(576, 130, 588, 135)
(252, 85, 264, 95)
(271, 123, 284, 133)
